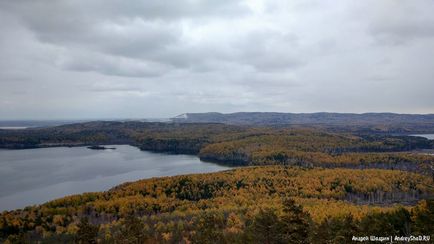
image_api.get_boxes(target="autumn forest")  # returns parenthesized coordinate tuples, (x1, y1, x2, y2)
(0, 121, 433, 243)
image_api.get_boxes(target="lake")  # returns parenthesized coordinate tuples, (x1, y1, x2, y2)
(0, 145, 230, 211)
(410, 134, 434, 140)
(0, 127, 28, 130)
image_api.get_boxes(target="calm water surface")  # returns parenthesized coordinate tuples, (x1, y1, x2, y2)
(0, 145, 230, 211)
(411, 134, 434, 140)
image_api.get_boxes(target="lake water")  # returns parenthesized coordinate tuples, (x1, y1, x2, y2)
(0, 145, 230, 211)
(0, 127, 28, 130)
(410, 134, 434, 140)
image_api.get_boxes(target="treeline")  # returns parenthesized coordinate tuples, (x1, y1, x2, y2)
(1, 122, 433, 173)
(1, 166, 433, 242)
(172, 112, 434, 131)
(1, 122, 432, 152)
(199, 144, 434, 172)
(197, 131, 434, 175)
(0, 122, 248, 150)
(0, 121, 134, 149)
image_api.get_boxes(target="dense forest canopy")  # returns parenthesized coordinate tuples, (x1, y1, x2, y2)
(1, 166, 433, 243)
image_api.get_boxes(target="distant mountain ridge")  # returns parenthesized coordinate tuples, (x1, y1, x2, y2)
(171, 112, 434, 125)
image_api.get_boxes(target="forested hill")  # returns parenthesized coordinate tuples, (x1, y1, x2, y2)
(172, 112, 434, 128)
(1, 122, 434, 242)
(1, 121, 433, 175)
(1, 166, 433, 243)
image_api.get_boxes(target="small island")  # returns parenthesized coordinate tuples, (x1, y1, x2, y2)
(87, 145, 116, 150)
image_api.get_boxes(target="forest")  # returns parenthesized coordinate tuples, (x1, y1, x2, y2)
(2, 0, 434, 242)
(1, 166, 433, 243)
(1, 122, 433, 174)
(0, 121, 433, 243)
(172, 112, 434, 133)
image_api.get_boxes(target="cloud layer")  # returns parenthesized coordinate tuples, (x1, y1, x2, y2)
(1, 0, 434, 119)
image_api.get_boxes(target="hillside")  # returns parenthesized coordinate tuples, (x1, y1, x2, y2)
(1, 122, 434, 242)
(171, 112, 434, 132)
(1, 122, 433, 175)
(1, 166, 433, 243)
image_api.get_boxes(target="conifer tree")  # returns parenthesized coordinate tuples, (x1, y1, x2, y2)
(75, 218, 99, 244)
(277, 198, 311, 244)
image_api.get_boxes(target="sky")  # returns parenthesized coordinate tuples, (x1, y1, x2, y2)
(1, 0, 434, 119)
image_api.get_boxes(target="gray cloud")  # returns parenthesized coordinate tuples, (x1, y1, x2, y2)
(57, 50, 172, 77)
(348, 0, 434, 45)
(0, 0, 433, 119)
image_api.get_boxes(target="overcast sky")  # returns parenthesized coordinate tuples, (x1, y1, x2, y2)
(1, 0, 433, 119)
